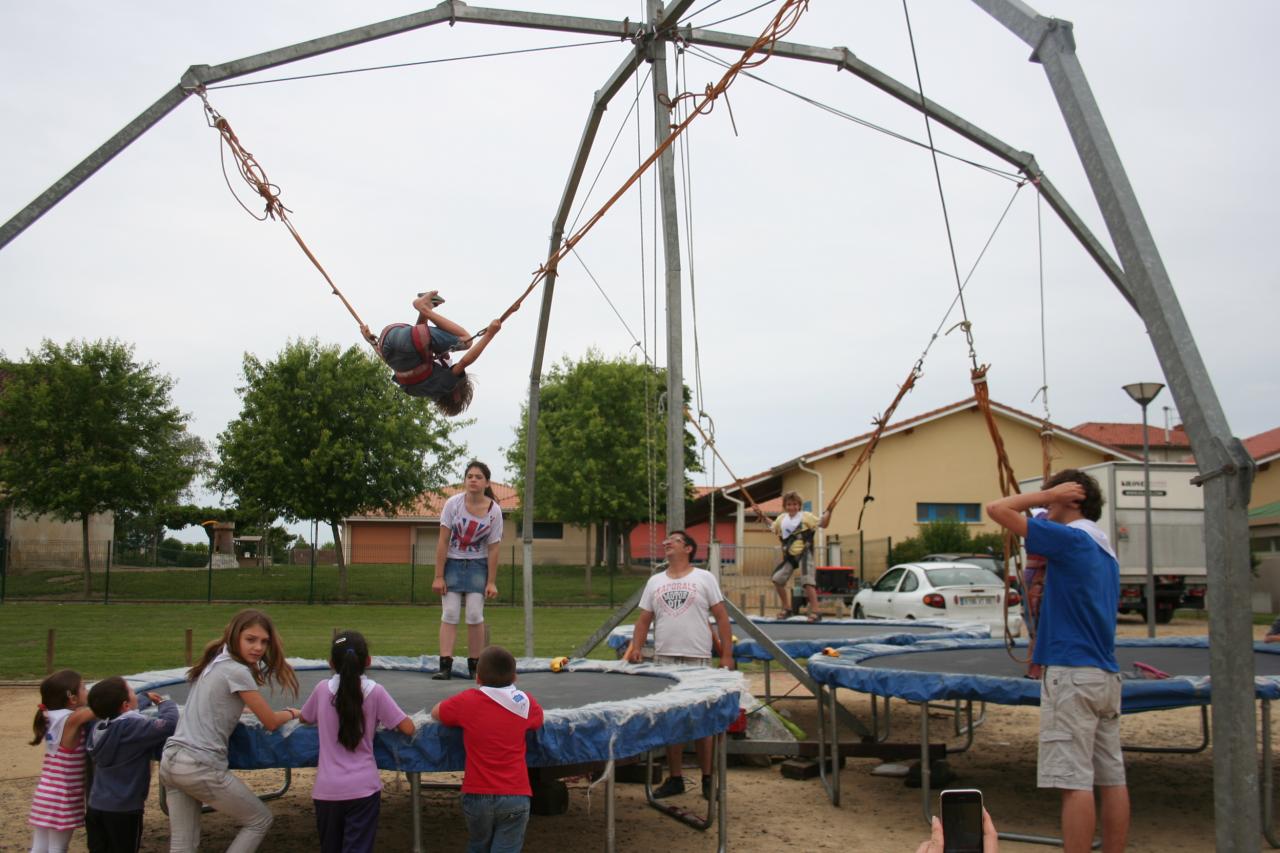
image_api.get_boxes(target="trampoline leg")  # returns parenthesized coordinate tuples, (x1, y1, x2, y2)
(816, 685, 831, 804)
(409, 771, 422, 853)
(831, 685, 841, 807)
(1263, 700, 1279, 848)
(716, 731, 728, 853)
(871, 694, 892, 743)
(920, 707, 931, 826)
(763, 660, 772, 702)
(605, 761, 616, 853)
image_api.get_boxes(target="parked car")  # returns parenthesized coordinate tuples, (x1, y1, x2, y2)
(852, 561, 1023, 636)
(922, 552, 1004, 576)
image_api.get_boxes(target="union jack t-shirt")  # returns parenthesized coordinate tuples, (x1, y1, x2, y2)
(441, 493, 504, 560)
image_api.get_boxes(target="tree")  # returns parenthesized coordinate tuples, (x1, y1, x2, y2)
(211, 339, 464, 598)
(0, 340, 205, 594)
(888, 519, 999, 564)
(504, 350, 700, 573)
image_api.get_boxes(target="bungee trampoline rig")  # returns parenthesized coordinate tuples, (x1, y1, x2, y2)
(0, 2, 1260, 848)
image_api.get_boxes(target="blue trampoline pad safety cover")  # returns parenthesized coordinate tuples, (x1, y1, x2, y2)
(123, 657, 744, 771)
(606, 617, 991, 661)
(807, 636, 1280, 712)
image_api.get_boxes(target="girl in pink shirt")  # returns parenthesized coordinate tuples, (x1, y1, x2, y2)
(28, 669, 94, 853)
(299, 631, 416, 853)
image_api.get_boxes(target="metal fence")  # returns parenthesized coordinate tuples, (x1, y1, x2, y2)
(0, 538, 649, 607)
(714, 536, 893, 615)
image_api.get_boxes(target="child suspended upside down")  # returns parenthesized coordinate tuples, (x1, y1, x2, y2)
(361, 290, 502, 417)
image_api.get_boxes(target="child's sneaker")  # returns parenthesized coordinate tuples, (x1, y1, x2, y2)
(652, 776, 685, 799)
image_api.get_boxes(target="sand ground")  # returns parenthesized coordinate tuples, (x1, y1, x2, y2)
(0, 617, 1272, 851)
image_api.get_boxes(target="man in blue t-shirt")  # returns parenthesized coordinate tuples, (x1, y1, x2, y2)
(987, 469, 1129, 853)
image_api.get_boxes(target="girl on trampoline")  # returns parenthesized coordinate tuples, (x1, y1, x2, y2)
(361, 290, 503, 417)
(27, 669, 94, 853)
(158, 609, 300, 853)
(298, 630, 416, 853)
(432, 460, 504, 680)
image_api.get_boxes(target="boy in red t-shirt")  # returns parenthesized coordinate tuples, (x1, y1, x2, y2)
(431, 645, 544, 852)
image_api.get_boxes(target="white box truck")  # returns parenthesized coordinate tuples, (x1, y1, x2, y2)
(1019, 461, 1206, 623)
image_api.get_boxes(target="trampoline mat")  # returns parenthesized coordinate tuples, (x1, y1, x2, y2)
(755, 621, 951, 641)
(860, 645, 1280, 679)
(148, 668, 679, 711)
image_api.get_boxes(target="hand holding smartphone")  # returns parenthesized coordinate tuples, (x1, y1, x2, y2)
(940, 789, 985, 853)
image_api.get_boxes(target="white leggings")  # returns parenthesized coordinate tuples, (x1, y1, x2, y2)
(441, 591, 485, 625)
(29, 827, 74, 853)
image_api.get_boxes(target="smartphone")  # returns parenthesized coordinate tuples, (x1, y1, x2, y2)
(939, 788, 984, 853)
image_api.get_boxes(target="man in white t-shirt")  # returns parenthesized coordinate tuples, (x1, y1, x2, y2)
(626, 530, 734, 800)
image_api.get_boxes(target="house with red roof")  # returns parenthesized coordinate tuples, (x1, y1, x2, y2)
(684, 396, 1134, 578)
(1070, 421, 1193, 463)
(342, 482, 595, 566)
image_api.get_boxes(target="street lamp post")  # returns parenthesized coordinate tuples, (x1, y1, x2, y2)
(1123, 382, 1165, 637)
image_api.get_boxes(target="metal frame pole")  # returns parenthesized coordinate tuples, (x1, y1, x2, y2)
(971, 3, 1259, 848)
(648, 0, 687, 533)
(1141, 399, 1156, 636)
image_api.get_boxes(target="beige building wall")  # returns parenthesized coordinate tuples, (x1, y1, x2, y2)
(756, 407, 1115, 547)
(412, 520, 593, 567)
(349, 519, 592, 567)
(1251, 461, 1280, 510)
(5, 510, 115, 569)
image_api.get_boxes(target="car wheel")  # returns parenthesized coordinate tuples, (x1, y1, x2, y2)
(853, 604, 865, 619)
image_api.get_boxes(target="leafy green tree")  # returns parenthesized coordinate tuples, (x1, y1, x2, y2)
(0, 340, 205, 594)
(888, 520, 1005, 565)
(505, 350, 699, 572)
(212, 339, 464, 598)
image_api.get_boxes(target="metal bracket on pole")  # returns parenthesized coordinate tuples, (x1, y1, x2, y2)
(721, 598, 870, 738)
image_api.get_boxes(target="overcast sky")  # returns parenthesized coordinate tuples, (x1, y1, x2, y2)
(2, 1, 1276, 542)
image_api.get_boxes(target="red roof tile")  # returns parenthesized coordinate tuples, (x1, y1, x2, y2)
(350, 482, 520, 520)
(728, 397, 1136, 488)
(1244, 427, 1280, 463)
(1071, 422, 1191, 449)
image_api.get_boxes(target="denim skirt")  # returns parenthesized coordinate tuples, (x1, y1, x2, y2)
(444, 557, 487, 594)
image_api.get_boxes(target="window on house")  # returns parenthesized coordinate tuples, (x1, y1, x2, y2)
(916, 503, 982, 523)
(515, 521, 564, 539)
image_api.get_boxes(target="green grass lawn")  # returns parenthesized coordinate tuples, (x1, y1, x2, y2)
(1, 563, 648, 607)
(0, 602, 633, 681)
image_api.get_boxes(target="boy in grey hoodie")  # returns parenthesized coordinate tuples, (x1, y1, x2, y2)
(86, 677, 179, 853)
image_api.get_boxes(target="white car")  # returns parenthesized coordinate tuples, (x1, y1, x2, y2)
(852, 561, 1023, 637)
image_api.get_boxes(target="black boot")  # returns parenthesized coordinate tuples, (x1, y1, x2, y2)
(467, 657, 479, 678)
(432, 656, 454, 680)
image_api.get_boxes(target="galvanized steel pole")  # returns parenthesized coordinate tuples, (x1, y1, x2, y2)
(972, 3, 1259, 848)
(648, 0, 686, 533)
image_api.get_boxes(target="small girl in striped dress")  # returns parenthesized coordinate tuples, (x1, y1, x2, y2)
(28, 669, 94, 853)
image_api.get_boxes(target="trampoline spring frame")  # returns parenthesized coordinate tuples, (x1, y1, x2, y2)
(642, 732, 728, 851)
(1121, 704, 1210, 754)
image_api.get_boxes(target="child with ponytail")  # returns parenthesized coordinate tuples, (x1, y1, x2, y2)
(28, 669, 94, 853)
(299, 630, 416, 853)
(159, 608, 299, 853)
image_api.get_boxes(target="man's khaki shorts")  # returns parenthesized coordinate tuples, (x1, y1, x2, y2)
(1037, 665, 1126, 791)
